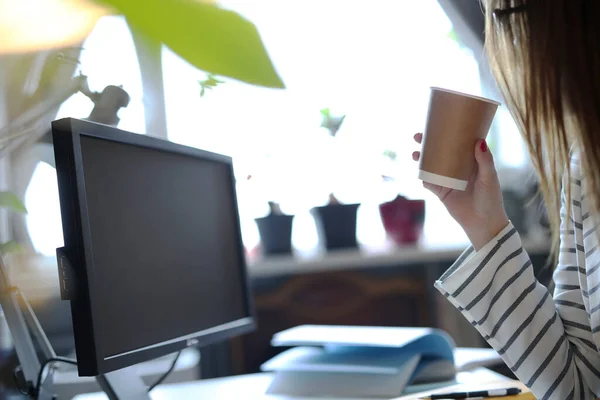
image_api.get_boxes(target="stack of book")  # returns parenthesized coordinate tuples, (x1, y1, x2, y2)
(260, 325, 460, 398)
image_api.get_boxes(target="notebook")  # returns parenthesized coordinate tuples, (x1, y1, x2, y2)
(262, 325, 459, 397)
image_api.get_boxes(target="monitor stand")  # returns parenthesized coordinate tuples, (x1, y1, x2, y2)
(1, 253, 152, 400)
(96, 366, 151, 400)
(0, 254, 56, 399)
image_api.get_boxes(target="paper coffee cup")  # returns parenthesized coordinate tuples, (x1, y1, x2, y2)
(419, 87, 500, 191)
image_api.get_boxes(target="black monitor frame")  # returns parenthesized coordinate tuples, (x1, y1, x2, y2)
(52, 118, 256, 376)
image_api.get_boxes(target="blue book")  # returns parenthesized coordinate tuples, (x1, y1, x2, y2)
(261, 325, 457, 398)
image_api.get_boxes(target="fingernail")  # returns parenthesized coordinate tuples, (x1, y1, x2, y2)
(480, 141, 488, 152)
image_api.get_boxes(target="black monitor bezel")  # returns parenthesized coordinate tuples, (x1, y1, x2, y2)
(52, 118, 256, 376)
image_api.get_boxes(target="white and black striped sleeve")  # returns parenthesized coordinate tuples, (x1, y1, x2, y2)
(435, 214, 600, 399)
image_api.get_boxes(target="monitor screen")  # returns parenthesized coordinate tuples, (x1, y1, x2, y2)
(52, 119, 254, 375)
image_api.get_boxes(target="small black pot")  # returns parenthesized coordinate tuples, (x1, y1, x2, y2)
(255, 214, 294, 255)
(311, 203, 360, 250)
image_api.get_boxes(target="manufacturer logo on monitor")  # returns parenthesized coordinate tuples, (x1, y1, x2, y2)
(187, 338, 199, 347)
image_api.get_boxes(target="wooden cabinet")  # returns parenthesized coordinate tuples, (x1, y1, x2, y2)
(227, 246, 552, 376)
(233, 266, 432, 374)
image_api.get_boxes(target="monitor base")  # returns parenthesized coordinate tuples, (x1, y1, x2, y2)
(96, 366, 151, 400)
(1, 253, 57, 399)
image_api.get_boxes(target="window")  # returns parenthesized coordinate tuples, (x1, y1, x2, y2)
(24, 3, 528, 257)
(24, 162, 62, 256)
(163, 0, 500, 252)
(25, 16, 145, 256)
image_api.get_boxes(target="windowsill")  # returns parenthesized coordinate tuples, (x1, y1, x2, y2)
(247, 233, 550, 278)
(20, 231, 550, 287)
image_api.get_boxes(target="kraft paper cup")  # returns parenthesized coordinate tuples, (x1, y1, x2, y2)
(418, 87, 500, 191)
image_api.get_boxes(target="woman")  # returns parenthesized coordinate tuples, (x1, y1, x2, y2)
(413, 1, 600, 399)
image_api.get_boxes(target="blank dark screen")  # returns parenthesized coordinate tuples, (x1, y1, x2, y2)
(79, 136, 249, 358)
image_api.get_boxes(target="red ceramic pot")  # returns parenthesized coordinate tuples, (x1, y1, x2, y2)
(379, 196, 425, 245)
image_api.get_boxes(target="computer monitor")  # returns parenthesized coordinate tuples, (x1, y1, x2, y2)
(51, 118, 255, 396)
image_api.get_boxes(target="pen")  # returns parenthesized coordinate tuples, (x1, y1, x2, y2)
(429, 387, 522, 399)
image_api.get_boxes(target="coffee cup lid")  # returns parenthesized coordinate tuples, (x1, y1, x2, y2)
(430, 87, 501, 106)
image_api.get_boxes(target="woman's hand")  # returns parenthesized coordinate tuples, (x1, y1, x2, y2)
(413, 133, 509, 250)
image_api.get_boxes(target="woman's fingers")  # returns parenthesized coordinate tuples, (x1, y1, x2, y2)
(474, 139, 499, 187)
(413, 133, 423, 160)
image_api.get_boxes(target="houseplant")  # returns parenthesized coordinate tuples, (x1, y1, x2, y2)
(255, 201, 294, 255)
(0, 0, 285, 251)
(378, 149, 425, 246)
(310, 108, 360, 251)
(244, 171, 295, 256)
(0, 0, 286, 246)
(0, 1, 285, 391)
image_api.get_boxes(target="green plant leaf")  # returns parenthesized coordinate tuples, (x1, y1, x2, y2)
(0, 241, 24, 255)
(0, 191, 27, 213)
(99, 0, 284, 89)
(383, 150, 398, 162)
(199, 73, 224, 97)
(320, 108, 346, 137)
(447, 28, 459, 43)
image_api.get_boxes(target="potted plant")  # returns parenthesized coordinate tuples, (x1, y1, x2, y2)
(255, 201, 294, 255)
(310, 108, 360, 251)
(378, 150, 425, 246)
(242, 169, 295, 256)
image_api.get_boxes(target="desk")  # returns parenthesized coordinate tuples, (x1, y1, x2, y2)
(74, 348, 527, 400)
(75, 368, 528, 400)
(54, 349, 200, 399)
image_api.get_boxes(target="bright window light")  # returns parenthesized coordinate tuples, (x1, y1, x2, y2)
(25, 3, 527, 256)
(25, 162, 63, 256)
(163, 0, 499, 250)
(26, 16, 145, 256)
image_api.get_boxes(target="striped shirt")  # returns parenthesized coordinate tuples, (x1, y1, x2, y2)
(435, 156, 600, 400)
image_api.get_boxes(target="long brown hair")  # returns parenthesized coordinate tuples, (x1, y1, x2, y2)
(485, 0, 600, 253)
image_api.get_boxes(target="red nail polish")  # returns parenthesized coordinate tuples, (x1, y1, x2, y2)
(480, 141, 488, 152)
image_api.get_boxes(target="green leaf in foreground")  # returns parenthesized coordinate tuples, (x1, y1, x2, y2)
(447, 29, 459, 43)
(199, 73, 224, 97)
(320, 108, 346, 137)
(383, 149, 398, 162)
(0, 241, 24, 255)
(100, 0, 284, 89)
(0, 191, 27, 213)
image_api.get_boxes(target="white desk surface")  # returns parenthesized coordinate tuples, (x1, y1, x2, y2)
(75, 368, 512, 400)
(74, 348, 510, 400)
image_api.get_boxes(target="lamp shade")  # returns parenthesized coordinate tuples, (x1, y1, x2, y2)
(0, 0, 106, 54)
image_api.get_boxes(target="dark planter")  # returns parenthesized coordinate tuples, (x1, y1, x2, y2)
(311, 203, 360, 250)
(379, 196, 425, 245)
(255, 214, 294, 255)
